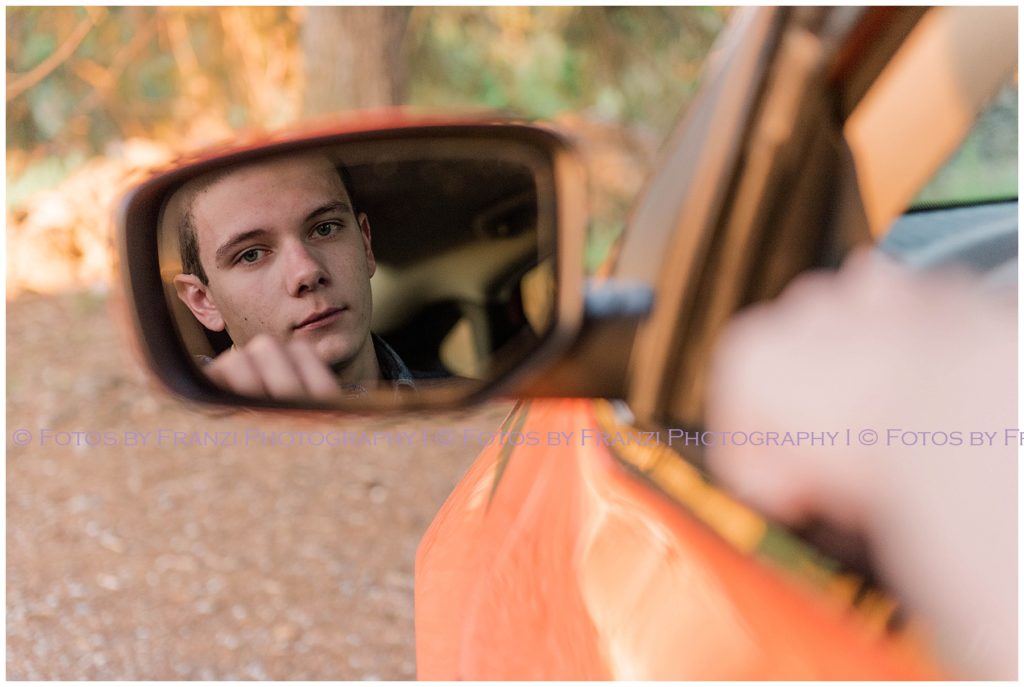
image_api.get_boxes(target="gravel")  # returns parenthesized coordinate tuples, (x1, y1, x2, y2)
(7, 289, 513, 679)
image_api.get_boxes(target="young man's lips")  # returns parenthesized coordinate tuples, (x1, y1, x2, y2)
(294, 307, 345, 331)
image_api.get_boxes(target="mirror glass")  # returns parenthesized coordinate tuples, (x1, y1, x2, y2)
(155, 138, 557, 405)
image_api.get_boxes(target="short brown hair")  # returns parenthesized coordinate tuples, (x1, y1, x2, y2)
(176, 158, 358, 287)
(179, 203, 209, 285)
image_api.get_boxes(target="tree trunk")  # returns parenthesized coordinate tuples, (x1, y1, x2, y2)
(300, 6, 410, 116)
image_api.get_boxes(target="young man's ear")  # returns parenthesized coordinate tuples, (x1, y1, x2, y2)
(358, 212, 376, 277)
(173, 274, 227, 332)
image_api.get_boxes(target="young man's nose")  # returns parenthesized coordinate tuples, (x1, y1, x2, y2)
(283, 241, 329, 296)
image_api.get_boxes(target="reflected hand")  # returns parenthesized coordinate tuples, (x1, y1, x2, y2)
(205, 334, 343, 401)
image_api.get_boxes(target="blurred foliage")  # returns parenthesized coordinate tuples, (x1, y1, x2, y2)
(8, 7, 1018, 214)
(7, 6, 305, 206)
(7, 6, 305, 146)
(8, 7, 1018, 288)
(7, 6, 727, 209)
(405, 7, 725, 133)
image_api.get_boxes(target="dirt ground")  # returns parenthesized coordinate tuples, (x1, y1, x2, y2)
(7, 289, 514, 679)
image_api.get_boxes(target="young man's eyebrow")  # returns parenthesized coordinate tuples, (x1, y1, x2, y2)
(212, 200, 352, 266)
(305, 200, 352, 223)
(214, 228, 270, 265)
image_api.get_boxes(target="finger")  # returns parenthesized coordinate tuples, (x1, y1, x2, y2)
(243, 334, 309, 400)
(286, 339, 344, 401)
(205, 346, 270, 398)
(706, 447, 815, 525)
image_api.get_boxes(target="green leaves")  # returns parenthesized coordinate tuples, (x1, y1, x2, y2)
(405, 7, 726, 139)
(8, 4, 728, 270)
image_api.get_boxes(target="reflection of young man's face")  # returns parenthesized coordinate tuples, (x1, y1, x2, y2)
(175, 155, 376, 372)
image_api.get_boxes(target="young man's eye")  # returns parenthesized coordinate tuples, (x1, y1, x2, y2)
(237, 248, 265, 264)
(312, 221, 343, 238)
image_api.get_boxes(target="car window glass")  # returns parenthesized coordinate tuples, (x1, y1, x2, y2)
(912, 81, 1018, 208)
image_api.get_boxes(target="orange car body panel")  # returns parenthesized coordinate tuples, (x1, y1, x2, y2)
(415, 398, 943, 679)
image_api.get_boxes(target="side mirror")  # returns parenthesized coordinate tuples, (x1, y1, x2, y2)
(118, 119, 587, 410)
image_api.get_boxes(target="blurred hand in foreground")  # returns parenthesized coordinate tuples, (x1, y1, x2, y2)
(706, 250, 1017, 680)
